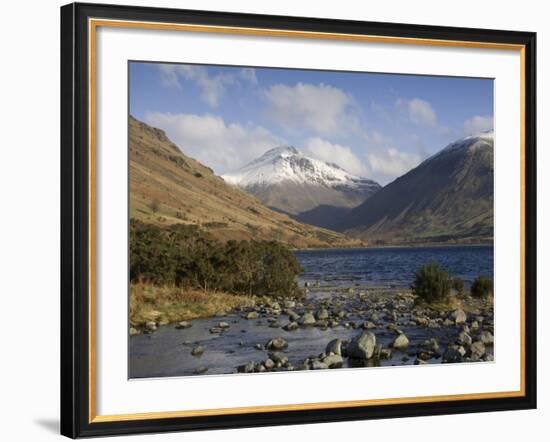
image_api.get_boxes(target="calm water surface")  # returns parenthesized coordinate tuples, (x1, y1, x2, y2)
(294, 245, 493, 288)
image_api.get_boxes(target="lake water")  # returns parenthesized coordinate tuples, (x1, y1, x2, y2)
(294, 245, 494, 288)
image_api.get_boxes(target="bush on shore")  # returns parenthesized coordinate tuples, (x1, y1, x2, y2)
(471, 275, 493, 298)
(411, 262, 452, 303)
(130, 219, 303, 298)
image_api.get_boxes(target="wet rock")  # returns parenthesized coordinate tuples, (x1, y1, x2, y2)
(129, 327, 139, 336)
(268, 321, 281, 328)
(209, 327, 223, 334)
(393, 333, 409, 350)
(347, 331, 376, 360)
(325, 338, 344, 356)
(286, 310, 300, 321)
(266, 338, 288, 351)
(283, 321, 298, 331)
(195, 366, 208, 374)
(363, 321, 376, 329)
(145, 321, 157, 332)
(442, 347, 463, 363)
(175, 321, 192, 329)
(299, 312, 316, 326)
(316, 309, 329, 320)
(322, 354, 344, 368)
(414, 359, 427, 365)
(470, 341, 486, 360)
(479, 331, 494, 345)
(191, 345, 205, 356)
(245, 311, 259, 320)
(451, 308, 467, 325)
(457, 331, 473, 346)
(311, 360, 329, 370)
(316, 319, 329, 329)
(264, 358, 275, 370)
(283, 300, 296, 309)
(269, 352, 289, 365)
(379, 348, 393, 359)
(423, 338, 440, 352)
(218, 321, 230, 329)
(237, 362, 256, 373)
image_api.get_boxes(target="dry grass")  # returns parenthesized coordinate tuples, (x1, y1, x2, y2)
(129, 283, 256, 326)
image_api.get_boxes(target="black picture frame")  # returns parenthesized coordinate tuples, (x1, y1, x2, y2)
(61, 2, 537, 438)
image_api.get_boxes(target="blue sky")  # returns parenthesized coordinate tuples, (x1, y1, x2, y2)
(130, 61, 493, 185)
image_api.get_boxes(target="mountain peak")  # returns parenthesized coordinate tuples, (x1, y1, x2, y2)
(222, 146, 379, 190)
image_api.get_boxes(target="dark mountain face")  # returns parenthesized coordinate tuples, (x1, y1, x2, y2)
(339, 134, 494, 245)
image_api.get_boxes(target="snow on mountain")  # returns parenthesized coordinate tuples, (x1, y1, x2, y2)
(222, 145, 379, 191)
(427, 131, 494, 163)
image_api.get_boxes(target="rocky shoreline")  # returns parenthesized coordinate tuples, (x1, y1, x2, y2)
(129, 284, 494, 377)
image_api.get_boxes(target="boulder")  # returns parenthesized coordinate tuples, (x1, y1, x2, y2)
(264, 358, 275, 370)
(392, 333, 409, 350)
(322, 354, 344, 368)
(347, 331, 376, 359)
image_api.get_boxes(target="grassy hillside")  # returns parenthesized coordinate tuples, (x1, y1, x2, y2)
(339, 135, 494, 245)
(129, 116, 363, 249)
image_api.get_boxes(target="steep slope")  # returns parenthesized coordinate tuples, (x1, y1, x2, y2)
(129, 116, 363, 249)
(222, 146, 380, 217)
(339, 133, 494, 245)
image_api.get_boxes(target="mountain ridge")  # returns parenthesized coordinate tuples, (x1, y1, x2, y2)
(339, 132, 494, 245)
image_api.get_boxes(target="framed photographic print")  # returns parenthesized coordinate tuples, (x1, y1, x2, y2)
(60, 2, 537, 438)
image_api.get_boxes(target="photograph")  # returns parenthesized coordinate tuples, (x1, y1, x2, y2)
(128, 61, 495, 378)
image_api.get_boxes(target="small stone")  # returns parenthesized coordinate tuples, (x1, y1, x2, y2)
(269, 352, 288, 365)
(129, 327, 139, 336)
(451, 308, 467, 325)
(457, 331, 473, 346)
(264, 358, 275, 370)
(311, 360, 329, 370)
(470, 341, 486, 360)
(316, 309, 329, 320)
(266, 338, 288, 351)
(283, 321, 298, 331)
(299, 312, 316, 326)
(175, 321, 192, 329)
(195, 366, 208, 374)
(145, 321, 157, 332)
(218, 321, 230, 329)
(245, 311, 259, 320)
(479, 331, 494, 345)
(325, 338, 344, 356)
(191, 345, 204, 356)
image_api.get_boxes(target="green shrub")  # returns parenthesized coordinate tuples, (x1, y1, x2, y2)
(411, 262, 452, 303)
(451, 277, 465, 295)
(471, 275, 493, 298)
(129, 219, 303, 298)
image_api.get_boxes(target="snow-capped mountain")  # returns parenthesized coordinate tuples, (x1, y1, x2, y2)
(222, 146, 380, 224)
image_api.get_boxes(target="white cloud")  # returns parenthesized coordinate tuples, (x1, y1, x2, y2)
(144, 112, 285, 174)
(463, 115, 493, 135)
(158, 64, 257, 107)
(304, 137, 367, 176)
(264, 82, 356, 134)
(366, 149, 422, 183)
(406, 98, 437, 126)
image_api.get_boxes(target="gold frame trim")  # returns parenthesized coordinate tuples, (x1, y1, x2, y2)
(88, 18, 527, 424)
